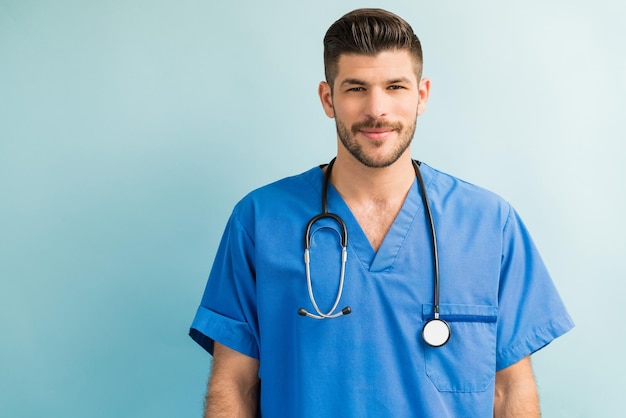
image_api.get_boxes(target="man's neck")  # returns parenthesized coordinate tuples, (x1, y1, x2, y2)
(329, 152, 416, 205)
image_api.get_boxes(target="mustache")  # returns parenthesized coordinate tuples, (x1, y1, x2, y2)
(351, 119, 403, 134)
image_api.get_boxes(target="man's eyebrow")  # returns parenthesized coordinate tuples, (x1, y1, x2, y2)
(339, 77, 414, 86)
(387, 77, 413, 85)
(340, 78, 368, 86)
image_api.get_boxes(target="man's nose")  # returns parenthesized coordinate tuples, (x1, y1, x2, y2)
(364, 88, 388, 119)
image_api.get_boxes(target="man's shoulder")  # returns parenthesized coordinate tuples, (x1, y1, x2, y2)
(423, 163, 511, 213)
(248, 166, 320, 199)
(232, 166, 322, 216)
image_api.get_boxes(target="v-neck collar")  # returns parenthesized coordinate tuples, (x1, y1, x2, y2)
(318, 165, 433, 273)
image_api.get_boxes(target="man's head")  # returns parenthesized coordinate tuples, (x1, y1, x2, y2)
(323, 8, 423, 92)
(319, 9, 429, 169)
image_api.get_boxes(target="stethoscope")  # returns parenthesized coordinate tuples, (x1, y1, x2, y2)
(297, 158, 451, 347)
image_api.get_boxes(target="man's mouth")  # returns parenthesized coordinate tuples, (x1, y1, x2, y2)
(352, 120, 402, 141)
(359, 128, 395, 141)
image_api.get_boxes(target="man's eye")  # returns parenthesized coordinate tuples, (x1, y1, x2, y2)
(389, 85, 405, 90)
(347, 87, 365, 92)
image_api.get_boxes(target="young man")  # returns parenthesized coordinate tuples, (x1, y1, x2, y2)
(190, 8, 573, 417)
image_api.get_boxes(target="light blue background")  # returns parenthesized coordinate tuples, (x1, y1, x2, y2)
(1, 1, 624, 417)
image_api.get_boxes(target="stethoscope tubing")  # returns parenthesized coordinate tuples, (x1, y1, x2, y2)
(412, 160, 441, 319)
(303, 244, 348, 319)
(300, 158, 350, 319)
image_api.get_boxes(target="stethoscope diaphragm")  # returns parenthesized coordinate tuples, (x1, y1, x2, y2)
(422, 318, 451, 347)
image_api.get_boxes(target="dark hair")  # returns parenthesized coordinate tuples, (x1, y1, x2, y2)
(323, 8, 423, 89)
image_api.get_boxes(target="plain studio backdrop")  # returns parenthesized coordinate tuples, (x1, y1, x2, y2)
(1, 0, 624, 416)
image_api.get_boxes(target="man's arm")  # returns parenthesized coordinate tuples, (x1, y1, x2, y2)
(493, 356, 540, 417)
(204, 342, 260, 418)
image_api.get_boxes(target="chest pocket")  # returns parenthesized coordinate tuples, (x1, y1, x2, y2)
(422, 304, 497, 392)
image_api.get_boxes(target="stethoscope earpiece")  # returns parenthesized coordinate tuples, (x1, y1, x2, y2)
(297, 306, 352, 319)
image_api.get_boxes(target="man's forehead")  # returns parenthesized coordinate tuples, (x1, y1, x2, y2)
(334, 51, 420, 83)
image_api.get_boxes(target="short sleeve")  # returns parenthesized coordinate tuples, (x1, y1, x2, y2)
(189, 212, 260, 359)
(495, 206, 574, 370)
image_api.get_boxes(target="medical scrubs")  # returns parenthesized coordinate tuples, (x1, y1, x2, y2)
(190, 163, 574, 417)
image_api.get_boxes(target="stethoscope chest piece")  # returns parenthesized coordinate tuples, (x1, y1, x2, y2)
(422, 318, 451, 347)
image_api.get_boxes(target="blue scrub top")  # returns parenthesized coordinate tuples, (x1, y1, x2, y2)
(190, 163, 574, 417)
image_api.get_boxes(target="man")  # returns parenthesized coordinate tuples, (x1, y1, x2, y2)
(190, 8, 573, 417)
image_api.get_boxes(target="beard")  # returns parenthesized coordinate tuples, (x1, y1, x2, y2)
(335, 116, 417, 168)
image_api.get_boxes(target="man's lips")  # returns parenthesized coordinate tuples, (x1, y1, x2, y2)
(352, 120, 403, 141)
(359, 128, 395, 140)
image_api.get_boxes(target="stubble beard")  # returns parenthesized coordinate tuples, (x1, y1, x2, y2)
(335, 117, 417, 168)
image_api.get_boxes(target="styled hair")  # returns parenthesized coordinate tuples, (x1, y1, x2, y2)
(323, 8, 423, 89)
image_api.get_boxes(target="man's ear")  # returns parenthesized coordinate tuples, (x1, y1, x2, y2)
(318, 81, 335, 118)
(417, 78, 431, 116)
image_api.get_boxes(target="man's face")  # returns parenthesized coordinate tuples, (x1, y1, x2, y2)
(319, 50, 430, 168)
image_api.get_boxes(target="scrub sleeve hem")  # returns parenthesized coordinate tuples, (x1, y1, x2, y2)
(495, 314, 575, 371)
(189, 305, 259, 359)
